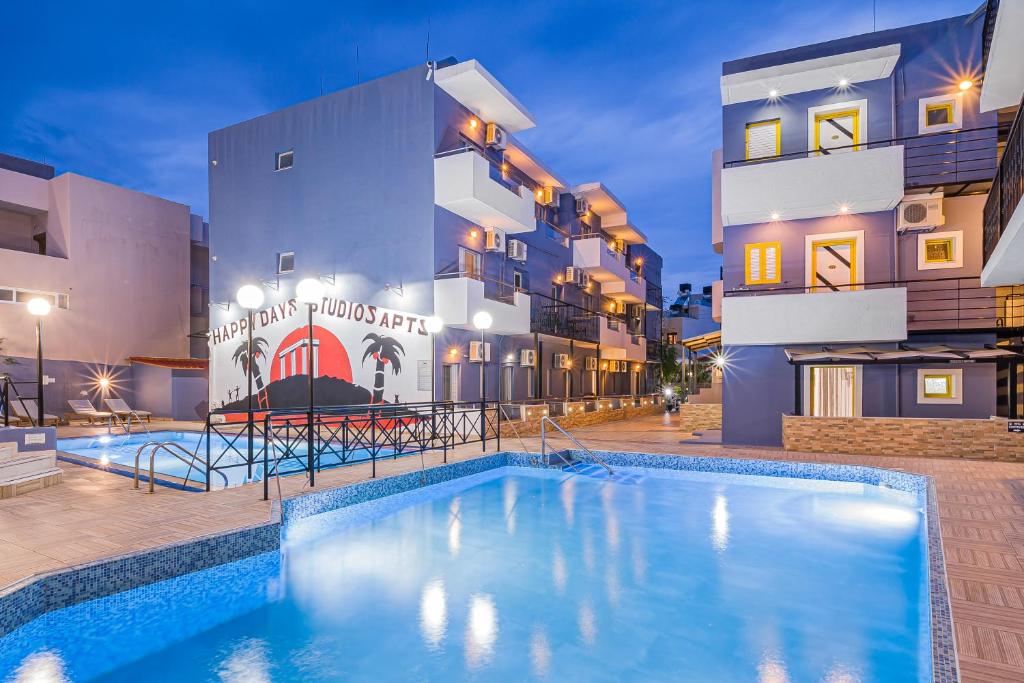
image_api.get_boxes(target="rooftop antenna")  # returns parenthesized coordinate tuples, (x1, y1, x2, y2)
(872, 0, 877, 31)
(424, 18, 434, 81)
(356, 44, 361, 85)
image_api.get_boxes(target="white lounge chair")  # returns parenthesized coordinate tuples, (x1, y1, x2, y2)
(11, 399, 60, 426)
(105, 398, 152, 422)
(66, 399, 113, 425)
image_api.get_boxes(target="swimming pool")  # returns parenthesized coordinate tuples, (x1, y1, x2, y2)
(57, 431, 395, 489)
(0, 461, 936, 681)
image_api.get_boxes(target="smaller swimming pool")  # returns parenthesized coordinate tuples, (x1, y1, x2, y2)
(57, 431, 395, 490)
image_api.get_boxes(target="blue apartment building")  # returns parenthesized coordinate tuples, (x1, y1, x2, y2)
(206, 59, 663, 413)
(712, 8, 1024, 446)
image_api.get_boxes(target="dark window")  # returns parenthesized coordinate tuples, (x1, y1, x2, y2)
(513, 270, 524, 291)
(275, 150, 294, 171)
(278, 251, 295, 274)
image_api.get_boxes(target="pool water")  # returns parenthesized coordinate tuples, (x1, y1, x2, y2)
(56, 431, 393, 488)
(0, 466, 930, 681)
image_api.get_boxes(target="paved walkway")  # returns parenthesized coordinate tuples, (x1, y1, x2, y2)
(2, 413, 1023, 681)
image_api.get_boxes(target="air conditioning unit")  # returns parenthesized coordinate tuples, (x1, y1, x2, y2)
(585, 356, 598, 371)
(612, 300, 626, 315)
(507, 239, 527, 262)
(607, 360, 620, 372)
(485, 123, 508, 150)
(554, 353, 570, 369)
(898, 193, 945, 232)
(485, 227, 506, 252)
(575, 197, 590, 216)
(580, 272, 592, 288)
(519, 349, 536, 367)
(565, 266, 585, 285)
(469, 341, 491, 362)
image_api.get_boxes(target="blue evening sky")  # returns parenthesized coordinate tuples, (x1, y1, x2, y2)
(2, 0, 979, 295)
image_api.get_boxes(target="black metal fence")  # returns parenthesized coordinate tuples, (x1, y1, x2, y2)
(724, 276, 1024, 332)
(530, 295, 600, 343)
(204, 400, 501, 500)
(984, 101, 1024, 264)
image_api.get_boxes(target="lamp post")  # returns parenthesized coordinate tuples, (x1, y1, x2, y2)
(26, 298, 50, 426)
(295, 278, 325, 487)
(235, 284, 265, 479)
(424, 316, 444, 404)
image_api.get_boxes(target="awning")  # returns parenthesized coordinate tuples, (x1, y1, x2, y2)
(681, 330, 721, 353)
(128, 356, 209, 370)
(784, 344, 1023, 365)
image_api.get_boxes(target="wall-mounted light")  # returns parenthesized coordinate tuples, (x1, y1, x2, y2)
(838, 78, 849, 87)
(770, 211, 781, 221)
(768, 89, 779, 99)
(535, 189, 543, 199)
(469, 228, 479, 239)
(634, 257, 644, 267)
(839, 204, 850, 214)
(448, 346, 459, 358)
(959, 79, 974, 91)
(555, 275, 563, 284)
(98, 377, 111, 390)
(469, 117, 479, 129)
(501, 163, 509, 173)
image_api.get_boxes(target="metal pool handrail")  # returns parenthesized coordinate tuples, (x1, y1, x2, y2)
(540, 416, 613, 475)
(133, 437, 224, 493)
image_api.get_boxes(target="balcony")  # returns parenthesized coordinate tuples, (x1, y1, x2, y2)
(572, 237, 632, 285)
(983, 104, 1024, 286)
(433, 274, 530, 335)
(530, 295, 599, 344)
(599, 319, 645, 361)
(721, 277, 1021, 345)
(601, 270, 645, 303)
(434, 149, 536, 234)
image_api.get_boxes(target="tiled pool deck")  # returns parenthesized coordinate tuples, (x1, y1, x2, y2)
(3, 414, 1024, 681)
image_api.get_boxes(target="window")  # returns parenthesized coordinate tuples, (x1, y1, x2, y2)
(918, 231, 963, 270)
(513, 270, 524, 291)
(806, 365, 860, 417)
(459, 247, 482, 279)
(502, 366, 514, 402)
(666, 332, 678, 345)
(918, 95, 962, 134)
(745, 119, 781, 160)
(1, 288, 69, 310)
(275, 150, 294, 171)
(744, 241, 781, 285)
(277, 251, 295, 274)
(917, 368, 962, 404)
(526, 367, 535, 399)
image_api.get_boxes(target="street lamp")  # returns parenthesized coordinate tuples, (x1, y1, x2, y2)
(236, 284, 264, 479)
(425, 316, 444, 403)
(295, 278, 326, 410)
(472, 311, 493, 403)
(26, 298, 50, 426)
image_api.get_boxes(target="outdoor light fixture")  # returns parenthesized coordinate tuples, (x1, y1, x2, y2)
(535, 189, 543, 199)
(26, 297, 50, 426)
(425, 316, 444, 402)
(469, 117, 479, 129)
(555, 275, 563, 284)
(958, 79, 973, 91)
(713, 354, 727, 369)
(425, 316, 444, 334)
(235, 284, 265, 310)
(838, 78, 849, 87)
(770, 211, 781, 221)
(501, 163, 509, 173)
(472, 311, 493, 331)
(295, 277, 326, 304)
(635, 257, 644, 267)
(98, 377, 111, 390)
(469, 228, 479, 239)
(839, 204, 850, 214)
(768, 89, 779, 98)
(448, 347, 459, 358)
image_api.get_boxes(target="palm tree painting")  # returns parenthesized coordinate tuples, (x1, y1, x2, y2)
(232, 336, 269, 401)
(362, 334, 404, 403)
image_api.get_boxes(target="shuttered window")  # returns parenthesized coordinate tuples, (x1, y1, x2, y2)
(745, 119, 780, 160)
(744, 241, 781, 285)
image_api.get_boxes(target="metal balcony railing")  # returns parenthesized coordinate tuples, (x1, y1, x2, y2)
(984, 99, 1024, 264)
(724, 276, 1024, 332)
(531, 293, 600, 343)
(723, 125, 1005, 190)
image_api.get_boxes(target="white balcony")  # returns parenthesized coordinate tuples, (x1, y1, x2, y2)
(721, 288, 907, 345)
(433, 277, 530, 335)
(434, 149, 537, 234)
(720, 145, 904, 226)
(599, 321, 645, 361)
(601, 272, 645, 303)
(572, 237, 630, 284)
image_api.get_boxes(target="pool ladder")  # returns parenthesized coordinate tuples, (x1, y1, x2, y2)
(540, 417, 613, 475)
(132, 438, 223, 493)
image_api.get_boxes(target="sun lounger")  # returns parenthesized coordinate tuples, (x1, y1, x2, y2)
(105, 398, 152, 422)
(66, 399, 113, 424)
(11, 399, 61, 426)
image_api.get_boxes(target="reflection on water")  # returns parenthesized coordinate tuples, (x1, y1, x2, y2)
(217, 638, 272, 683)
(578, 602, 597, 646)
(552, 546, 567, 593)
(419, 580, 447, 649)
(530, 626, 552, 677)
(631, 536, 647, 583)
(503, 478, 518, 535)
(448, 497, 461, 556)
(823, 663, 861, 683)
(561, 478, 576, 527)
(757, 650, 790, 683)
(582, 530, 595, 572)
(10, 651, 70, 683)
(465, 594, 498, 670)
(712, 492, 729, 553)
(605, 565, 621, 606)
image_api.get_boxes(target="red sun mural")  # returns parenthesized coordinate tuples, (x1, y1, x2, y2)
(269, 325, 352, 384)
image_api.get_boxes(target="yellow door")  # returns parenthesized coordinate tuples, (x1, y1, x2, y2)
(815, 109, 859, 154)
(810, 238, 857, 292)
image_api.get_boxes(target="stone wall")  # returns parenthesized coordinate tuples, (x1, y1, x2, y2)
(501, 403, 662, 438)
(782, 415, 1024, 462)
(679, 403, 722, 433)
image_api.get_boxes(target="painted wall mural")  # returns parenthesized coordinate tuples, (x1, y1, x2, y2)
(209, 297, 431, 411)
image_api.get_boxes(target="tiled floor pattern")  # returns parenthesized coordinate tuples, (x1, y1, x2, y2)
(3, 414, 1023, 681)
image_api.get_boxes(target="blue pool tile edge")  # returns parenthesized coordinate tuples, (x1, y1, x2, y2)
(1, 448, 958, 682)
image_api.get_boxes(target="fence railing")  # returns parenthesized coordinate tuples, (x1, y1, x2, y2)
(984, 97, 1024, 264)
(724, 276, 1024, 332)
(723, 124, 1005, 189)
(530, 295, 600, 343)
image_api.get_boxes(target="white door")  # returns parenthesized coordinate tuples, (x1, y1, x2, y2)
(815, 109, 859, 154)
(810, 238, 856, 292)
(442, 364, 460, 402)
(809, 366, 858, 417)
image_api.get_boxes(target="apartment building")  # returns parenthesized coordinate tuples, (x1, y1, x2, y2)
(206, 59, 663, 411)
(0, 152, 209, 420)
(711, 8, 1024, 446)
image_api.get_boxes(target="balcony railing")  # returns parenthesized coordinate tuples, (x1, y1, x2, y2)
(984, 102, 1024, 264)
(723, 125, 1005, 190)
(435, 267, 521, 305)
(531, 293, 600, 344)
(725, 276, 1024, 332)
